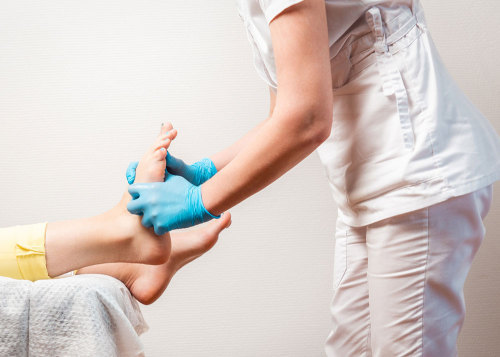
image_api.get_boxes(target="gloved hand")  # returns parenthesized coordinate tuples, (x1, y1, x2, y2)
(166, 152, 217, 186)
(125, 154, 217, 186)
(127, 174, 220, 234)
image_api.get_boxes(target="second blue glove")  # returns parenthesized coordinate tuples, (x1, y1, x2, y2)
(125, 154, 217, 186)
(165, 153, 217, 186)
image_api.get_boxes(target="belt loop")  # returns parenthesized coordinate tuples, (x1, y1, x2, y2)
(366, 7, 415, 150)
(366, 8, 393, 96)
(413, 0, 427, 33)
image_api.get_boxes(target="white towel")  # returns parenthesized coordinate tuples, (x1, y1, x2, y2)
(0, 274, 148, 357)
(0, 277, 31, 356)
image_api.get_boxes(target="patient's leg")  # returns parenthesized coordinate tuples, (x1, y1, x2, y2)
(77, 211, 231, 305)
(44, 124, 177, 277)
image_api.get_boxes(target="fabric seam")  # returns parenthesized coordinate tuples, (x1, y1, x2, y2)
(400, 30, 451, 191)
(420, 207, 430, 356)
(336, 228, 348, 289)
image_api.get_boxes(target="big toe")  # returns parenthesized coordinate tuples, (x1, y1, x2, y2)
(206, 212, 231, 236)
(192, 212, 230, 254)
(161, 122, 174, 134)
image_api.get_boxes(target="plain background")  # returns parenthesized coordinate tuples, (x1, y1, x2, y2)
(0, 1, 498, 355)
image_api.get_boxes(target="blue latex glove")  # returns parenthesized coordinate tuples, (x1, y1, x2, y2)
(166, 152, 217, 186)
(126, 161, 140, 184)
(125, 154, 217, 186)
(127, 174, 220, 234)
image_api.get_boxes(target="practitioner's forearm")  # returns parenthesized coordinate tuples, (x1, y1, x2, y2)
(210, 88, 277, 171)
(210, 118, 269, 171)
(201, 0, 334, 215)
(202, 106, 331, 216)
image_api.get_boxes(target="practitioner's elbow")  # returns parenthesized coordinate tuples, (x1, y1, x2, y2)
(295, 103, 333, 147)
(276, 94, 333, 147)
(313, 94, 334, 144)
(313, 109, 333, 145)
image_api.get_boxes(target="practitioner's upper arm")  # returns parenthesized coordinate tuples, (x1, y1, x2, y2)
(268, 0, 333, 133)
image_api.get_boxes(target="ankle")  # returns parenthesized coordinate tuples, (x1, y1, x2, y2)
(115, 204, 171, 265)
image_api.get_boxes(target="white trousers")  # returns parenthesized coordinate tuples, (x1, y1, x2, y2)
(325, 184, 493, 356)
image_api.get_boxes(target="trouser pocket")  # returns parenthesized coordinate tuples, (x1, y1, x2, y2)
(365, 6, 419, 151)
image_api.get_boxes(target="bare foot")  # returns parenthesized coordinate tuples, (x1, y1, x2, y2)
(128, 212, 232, 304)
(44, 124, 178, 277)
(75, 123, 233, 304)
(108, 123, 178, 265)
(133, 123, 177, 184)
(78, 212, 231, 305)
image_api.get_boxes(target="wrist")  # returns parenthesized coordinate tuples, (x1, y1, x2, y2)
(197, 158, 217, 185)
(209, 156, 220, 172)
(200, 183, 222, 217)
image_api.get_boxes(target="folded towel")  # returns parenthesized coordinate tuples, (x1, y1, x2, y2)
(0, 274, 148, 357)
(0, 277, 31, 356)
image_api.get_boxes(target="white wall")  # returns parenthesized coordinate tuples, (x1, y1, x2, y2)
(0, 1, 498, 356)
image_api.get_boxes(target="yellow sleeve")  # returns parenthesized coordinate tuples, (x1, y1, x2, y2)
(0, 223, 51, 281)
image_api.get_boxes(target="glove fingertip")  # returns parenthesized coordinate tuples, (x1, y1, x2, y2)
(127, 202, 142, 216)
(141, 214, 153, 228)
(126, 161, 139, 184)
(154, 225, 166, 235)
(127, 185, 140, 199)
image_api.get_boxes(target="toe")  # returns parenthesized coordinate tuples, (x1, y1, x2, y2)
(197, 213, 231, 252)
(161, 122, 173, 135)
(221, 212, 232, 228)
(160, 123, 174, 136)
(153, 129, 177, 152)
(208, 212, 232, 235)
(154, 147, 168, 161)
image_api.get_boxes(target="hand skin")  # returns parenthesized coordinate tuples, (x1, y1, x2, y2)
(202, 0, 333, 216)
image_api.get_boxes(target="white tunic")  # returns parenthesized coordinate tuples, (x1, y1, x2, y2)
(236, 0, 500, 226)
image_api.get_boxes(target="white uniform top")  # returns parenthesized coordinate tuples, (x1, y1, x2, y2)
(236, 0, 500, 226)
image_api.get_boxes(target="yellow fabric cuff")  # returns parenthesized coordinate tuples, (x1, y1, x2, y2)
(13, 223, 51, 281)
